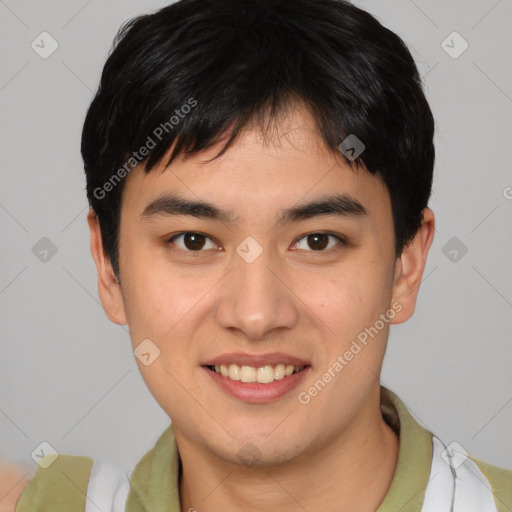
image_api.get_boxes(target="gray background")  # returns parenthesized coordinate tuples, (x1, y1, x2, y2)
(0, 0, 511, 475)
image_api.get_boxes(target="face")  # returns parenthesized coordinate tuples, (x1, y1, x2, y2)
(89, 103, 433, 466)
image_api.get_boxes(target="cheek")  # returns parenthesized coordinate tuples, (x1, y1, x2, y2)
(122, 245, 208, 336)
(303, 261, 390, 339)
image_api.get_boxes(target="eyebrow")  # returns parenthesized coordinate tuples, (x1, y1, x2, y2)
(139, 193, 368, 226)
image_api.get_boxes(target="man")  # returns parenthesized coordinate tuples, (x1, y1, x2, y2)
(9, 0, 512, 510)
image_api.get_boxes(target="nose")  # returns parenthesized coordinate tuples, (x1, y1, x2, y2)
(215, 241, 299, 341)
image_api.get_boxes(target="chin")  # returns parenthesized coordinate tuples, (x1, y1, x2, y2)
(211, 435, 306, 469)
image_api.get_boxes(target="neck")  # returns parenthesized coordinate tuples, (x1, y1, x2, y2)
(177, 389, 399, 512)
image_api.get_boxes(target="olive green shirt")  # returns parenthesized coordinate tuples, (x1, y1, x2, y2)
(15, 387, 512, 511)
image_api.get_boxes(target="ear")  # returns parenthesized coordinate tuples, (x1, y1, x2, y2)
(87, 209, 127, 325)
(390, 207, 435, 324)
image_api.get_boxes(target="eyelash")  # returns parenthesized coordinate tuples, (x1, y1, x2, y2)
(164, 231, 347, 255)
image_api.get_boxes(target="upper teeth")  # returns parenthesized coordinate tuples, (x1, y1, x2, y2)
(213, 363, 303, 383)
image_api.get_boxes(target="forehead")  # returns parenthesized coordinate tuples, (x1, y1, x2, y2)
(121, 105, 391, 226)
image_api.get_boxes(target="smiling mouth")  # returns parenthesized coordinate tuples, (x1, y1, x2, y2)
(205, 363, 308, 384)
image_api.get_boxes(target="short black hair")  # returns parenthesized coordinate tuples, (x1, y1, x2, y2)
(81, 0, 435, 279)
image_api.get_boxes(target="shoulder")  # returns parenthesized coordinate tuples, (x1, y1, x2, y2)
(471, 457, 512, 512)
(14, 454, 93, 511)
(14, 454, 130, 512)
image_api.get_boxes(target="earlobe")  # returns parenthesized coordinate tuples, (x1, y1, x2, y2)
(87, 209, 128, 325)
(390, 207, 435, 324)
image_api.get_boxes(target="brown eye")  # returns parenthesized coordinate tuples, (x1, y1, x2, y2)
(293, 232, 346, 252)
(182, 233, 206, 250)
(166, 232, 217, 252)
(306, 233, 329, 250)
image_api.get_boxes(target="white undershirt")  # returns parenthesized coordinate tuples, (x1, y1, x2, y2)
(84, 436, 499, 512)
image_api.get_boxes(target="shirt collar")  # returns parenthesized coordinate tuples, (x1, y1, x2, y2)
(126, 386, 433, 512)
(377, 387, 433, 511)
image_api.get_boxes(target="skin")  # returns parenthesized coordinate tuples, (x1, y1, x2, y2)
(0, 464, 33, 512)
(1, 103, 434, 512)
(82, 102, 434, 512)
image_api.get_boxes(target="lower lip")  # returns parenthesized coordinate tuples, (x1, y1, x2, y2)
(203, 366, 311, 404)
